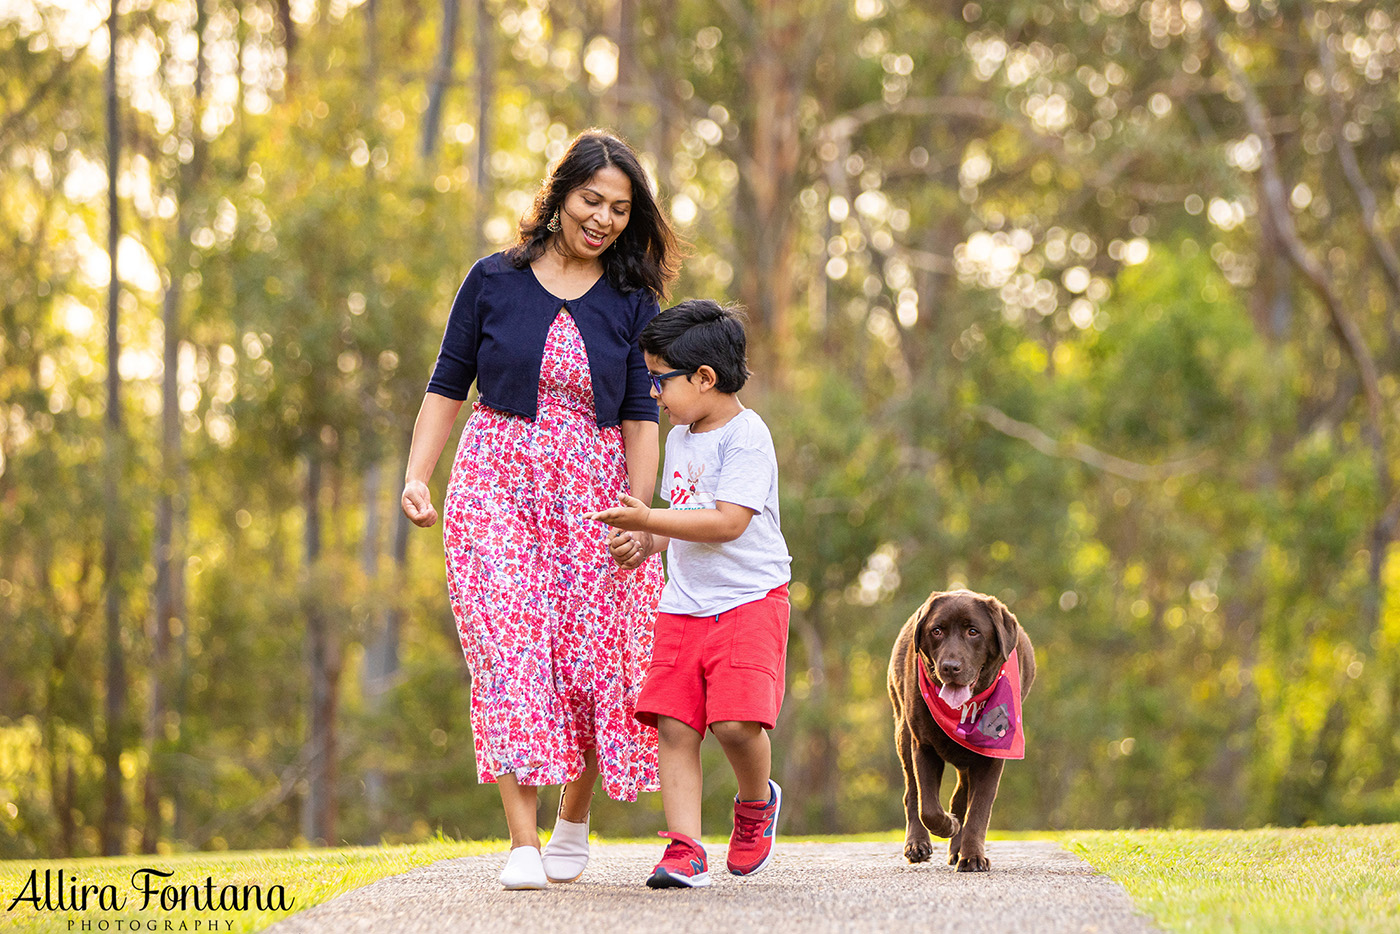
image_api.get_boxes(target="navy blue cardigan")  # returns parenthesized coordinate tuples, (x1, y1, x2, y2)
(426, 252, 661, 427)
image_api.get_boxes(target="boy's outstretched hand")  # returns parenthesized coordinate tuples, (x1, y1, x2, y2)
(585, 493, 652, 532)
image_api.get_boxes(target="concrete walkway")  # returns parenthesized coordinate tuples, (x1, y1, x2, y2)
(264, 840, 1161, 933)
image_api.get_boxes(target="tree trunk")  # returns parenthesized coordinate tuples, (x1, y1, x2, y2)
(143, 299, 188, 850)
(731, 5, 805, 379)
(612, 0, 636, 130)
(783, 598, 841, 833)
(364, 479, 409, 841)
(100, 0, 128, 858)
(44, 668, 74, 856)
(1203, 573, 1261, 827)
(473, 0, 495, 259)
(142, 268, 179, 850)
(356, 0, 392, 843)
(641, 0, 678, 191)
(359, 461, 383, 838)
(365, 0, 378, 80)
(143, 0, 208, 854)
(591, 0, 632, 129)
(276, 0, 298, 87)
(421, 0, 461, 159)
(301, 451, 341, 845)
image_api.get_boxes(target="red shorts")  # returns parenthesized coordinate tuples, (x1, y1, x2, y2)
(636, 584, 790, 733)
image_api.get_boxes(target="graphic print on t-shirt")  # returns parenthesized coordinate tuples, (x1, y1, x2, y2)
(668, 460, 715, 510)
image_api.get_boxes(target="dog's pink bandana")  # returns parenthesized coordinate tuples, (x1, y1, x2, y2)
(918, 649, 1024, 759)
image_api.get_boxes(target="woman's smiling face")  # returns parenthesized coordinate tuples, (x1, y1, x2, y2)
(556, 165, 632, 259)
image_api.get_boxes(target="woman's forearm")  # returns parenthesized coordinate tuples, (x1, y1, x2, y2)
(405, 392, 466, 485)
(620, 419, 660, 503)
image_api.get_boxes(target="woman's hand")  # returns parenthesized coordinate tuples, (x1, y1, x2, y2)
(401, 480, 439, 528)
(607, 529, 651, 569)
(585, 493, 652, 532)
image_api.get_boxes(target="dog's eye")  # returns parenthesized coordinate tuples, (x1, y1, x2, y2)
(967, 627, 979, 637)
(930, 626, 942, 636)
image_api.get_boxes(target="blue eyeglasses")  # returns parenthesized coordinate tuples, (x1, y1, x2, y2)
(648, 369, 694, 393)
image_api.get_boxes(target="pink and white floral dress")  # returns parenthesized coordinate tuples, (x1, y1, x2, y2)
(442, 310, 663, 801)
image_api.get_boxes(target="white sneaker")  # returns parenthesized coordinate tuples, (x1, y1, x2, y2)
(499, 846, 548, 890)
(541, 815, 590, 882)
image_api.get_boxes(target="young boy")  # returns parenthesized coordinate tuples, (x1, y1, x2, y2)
(585, 299, 792, 888)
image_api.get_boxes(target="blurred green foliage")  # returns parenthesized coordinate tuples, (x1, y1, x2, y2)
(2, 0, 1399, 858)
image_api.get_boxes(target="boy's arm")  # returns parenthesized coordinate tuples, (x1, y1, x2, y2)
(587, 494, 754, 543)
(652, 500, 753, 542)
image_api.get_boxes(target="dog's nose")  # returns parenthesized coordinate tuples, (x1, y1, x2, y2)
(939, 660, 962, 680)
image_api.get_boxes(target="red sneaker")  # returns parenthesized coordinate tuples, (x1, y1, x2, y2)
(727, 780, 782, 876)
(646, 831, 711, 888)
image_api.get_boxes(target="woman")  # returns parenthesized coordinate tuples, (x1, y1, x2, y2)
(401, 130, 680, 889)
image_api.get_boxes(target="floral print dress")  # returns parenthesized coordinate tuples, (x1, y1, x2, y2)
(443, 310, 663, 801)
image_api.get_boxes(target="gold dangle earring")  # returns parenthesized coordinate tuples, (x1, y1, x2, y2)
(547, 208, 561, 232)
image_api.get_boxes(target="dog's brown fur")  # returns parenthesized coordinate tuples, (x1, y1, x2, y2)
(887, 589, 1035, 871)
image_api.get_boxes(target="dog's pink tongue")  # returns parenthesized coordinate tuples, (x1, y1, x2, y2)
(938, 683, 973, 709)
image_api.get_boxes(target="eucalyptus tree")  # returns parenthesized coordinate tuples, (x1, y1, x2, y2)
(1190, 0, 1400, 823)
(613, 0, 1400, 832)
(0, 1, 128, 858)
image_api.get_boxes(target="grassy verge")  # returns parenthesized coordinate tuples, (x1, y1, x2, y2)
(0, 838, 499, 933)
(1065, 824, 1400, 934)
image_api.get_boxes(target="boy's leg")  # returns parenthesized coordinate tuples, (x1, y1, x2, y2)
(648, 716, 712, 888)
(712, 720, 782, 877)
(658, 715, 705, 837)
(703, 587, 789, 877)
(636, 609, 713, 887)
(710, 720, 771, 802)
(703, 585, 789, 795)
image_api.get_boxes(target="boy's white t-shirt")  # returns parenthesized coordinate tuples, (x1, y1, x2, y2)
(657, 408, 792, 617)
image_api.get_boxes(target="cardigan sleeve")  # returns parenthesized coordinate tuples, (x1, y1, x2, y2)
(425, 260, 487, 400)
(618, 290, 662, 422)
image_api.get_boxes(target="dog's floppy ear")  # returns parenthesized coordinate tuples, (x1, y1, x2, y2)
(914, 591, 950, 636)
(985, 596, 1020, 668)
(905, 591, 946, 660)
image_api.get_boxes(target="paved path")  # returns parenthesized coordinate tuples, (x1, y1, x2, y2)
(265, 840, 1161, 933)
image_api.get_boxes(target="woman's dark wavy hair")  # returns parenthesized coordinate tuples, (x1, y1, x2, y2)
(507, 129, 681, 301)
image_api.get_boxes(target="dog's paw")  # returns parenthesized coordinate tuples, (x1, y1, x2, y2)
(903, 836, 934, 863)
(920, 810, 961, 839)
(956, 852, 992, 872)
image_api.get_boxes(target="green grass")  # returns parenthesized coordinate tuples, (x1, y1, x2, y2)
(0, 838, 500, 933)
(1065, 824, 1400, 934)
(3, 825, 1398, 933)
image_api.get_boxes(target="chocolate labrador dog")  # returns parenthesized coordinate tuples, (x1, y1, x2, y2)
(888, 589, 1035, 871)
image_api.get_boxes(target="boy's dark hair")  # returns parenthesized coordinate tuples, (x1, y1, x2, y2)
(640, 299, 751, 393)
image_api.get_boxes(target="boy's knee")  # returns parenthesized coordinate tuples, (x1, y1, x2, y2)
(657, 716, 702, 745)
(710, 720, 762, 746)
